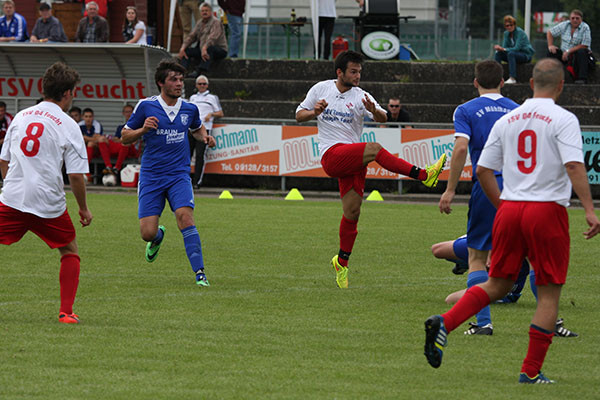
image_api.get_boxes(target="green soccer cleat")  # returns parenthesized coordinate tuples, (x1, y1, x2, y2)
(331, 255, 348, 289)
(196, 270, 210, 287)
(422, 153, 447, 188)
(145, 225, 165, 263)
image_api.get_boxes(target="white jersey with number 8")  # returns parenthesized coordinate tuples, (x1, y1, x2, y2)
(0, 101, 88, 218)
(478, 98, 584, 207)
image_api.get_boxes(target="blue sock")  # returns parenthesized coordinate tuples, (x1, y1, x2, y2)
(152, 227, 164, 244)
(467, 270, 491, 326)
(512, 260, 530, 296)
(529, 269, 538, 301)
(181, 226, 204, 274)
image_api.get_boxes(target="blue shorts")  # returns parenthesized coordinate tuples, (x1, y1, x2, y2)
(452, 235, 468, 263)
(138, 173, 195, 219)
(466, 176, 503, 251)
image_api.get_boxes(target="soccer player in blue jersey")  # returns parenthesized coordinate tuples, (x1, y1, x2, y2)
(121, 59, 216, 287)
(438, 60, 519, 335)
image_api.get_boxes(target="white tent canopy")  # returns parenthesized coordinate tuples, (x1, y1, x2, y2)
(168, 0, 320, 59)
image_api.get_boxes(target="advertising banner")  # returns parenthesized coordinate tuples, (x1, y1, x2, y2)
(0, 77, 147, 99)
(582, 132, 600, 184)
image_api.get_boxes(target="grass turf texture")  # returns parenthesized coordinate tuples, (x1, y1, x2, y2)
(1, 192, 599, 399)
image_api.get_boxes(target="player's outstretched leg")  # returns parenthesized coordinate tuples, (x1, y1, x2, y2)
(146, 225, 166, 263)
(424, 315, 447, 368)
(331, 255, 348, 289)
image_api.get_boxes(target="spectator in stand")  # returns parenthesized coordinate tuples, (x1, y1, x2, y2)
(75, 1, 109, 43)
(318, 0, 336, 60)
(179, 0, 201, 40)
(547, 9, 592, 84)
(122, 6, 147, 44)
(69, 106, 82, 123)
(80, 0, 110, 19)
(385, 96, 410, 127)
(30, 3, 68, 43)
(177, 2, 228, 77)
(188, 75, 223, 188)
(493, 15, 534, 84)
(0, 0, 28, 42)
(108, 104, 141, 174)
(79, 108, 112, 176)
(0, 101, 13, 153)
(217, 0, 245, 58)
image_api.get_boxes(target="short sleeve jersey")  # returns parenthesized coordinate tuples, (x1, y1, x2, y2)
(126, 95, 201, 177)
(134, 20, 147, 45)
(453, 93, 519, 180)
(0, 101, 88, 218)
(296, 79, 385, 157)
(189, 91, 222, 131)
(78, 119, 103, 137)
(478, 98, 584, 207)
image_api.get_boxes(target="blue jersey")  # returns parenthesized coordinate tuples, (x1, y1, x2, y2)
(453, 94, 518, 180)
(126, 96, 201, 177)
(0, 13, 29, 42)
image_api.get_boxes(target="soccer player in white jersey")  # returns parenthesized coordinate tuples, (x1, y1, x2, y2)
(121, 59, 216, 287)
(0, 62, 93, 324)
(423, 58, 600, 383)
(296, 50, 446, 288)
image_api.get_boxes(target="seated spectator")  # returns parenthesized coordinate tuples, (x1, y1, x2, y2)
(79, 108, 112, 175)
(69, 106, 82, 123)
(177, 2, 228, 77)
(30, 3, 68, 43)
(83, 0, 110, 19)
(188, 75, 223, 187)
(493, 15, 534, 84)
(547, 9, 593, 83)
(0, 101, 13, 153)
(123, 6, 147, 44)
(385, 97, 410, 127)
(0, 0, 28, 42)
(106, 104, 141, 175)
(76, 1, 109, 43)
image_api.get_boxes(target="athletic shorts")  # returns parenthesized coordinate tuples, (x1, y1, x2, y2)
(0, 202, 75, 248)
(489, 201, 569, 286)
(452, 235, 468, 263)
(466, 176, 503, 251)
(138, 173, 195, 219)
(321, 143, 367, 198)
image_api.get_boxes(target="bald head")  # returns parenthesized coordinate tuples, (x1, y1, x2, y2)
(532, 58, 564, 91)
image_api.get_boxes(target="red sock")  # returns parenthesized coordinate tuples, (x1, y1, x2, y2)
(441, 286, 490, 332)
(338, 216, 358, 267)
(375, 148, 427, 180)
(59, 254, 80, 315)
(115, 145, 129, 170)
(86, 146, 93, 162)
(97, 142, 112, 168)
(521, 325, 554, 377)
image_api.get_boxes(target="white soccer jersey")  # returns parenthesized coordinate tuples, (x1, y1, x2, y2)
(0, 101, 89, 218)
(478, 98, 584, 207)
(297, 79, 384, 157)
(189, 90, 222, 131)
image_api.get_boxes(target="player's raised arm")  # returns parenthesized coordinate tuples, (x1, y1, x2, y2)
(121, 116, 158, 145)
(296, 99, 328, 122)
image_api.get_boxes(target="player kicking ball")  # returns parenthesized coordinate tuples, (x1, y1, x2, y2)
(0, 62, 93, 324)
(121, 59, 216, 287)
(423, 58, 600, 383)
(296, 50, 446, 288)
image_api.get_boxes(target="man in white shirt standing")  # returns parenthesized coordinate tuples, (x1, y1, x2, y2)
(188, 74, 223, 188)
(296, 50, 446, 289)
(423, 58, 600, 383)
(0, 62, 93, 324)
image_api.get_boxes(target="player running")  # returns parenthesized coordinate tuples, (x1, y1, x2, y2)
(121, 59, 216, 287)
(0, 62, 92, 324)
(295, 50, 446, 288)
(423, 58, 600, 383)
(439, 60, 519, 335)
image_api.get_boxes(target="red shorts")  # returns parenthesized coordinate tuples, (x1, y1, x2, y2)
(321, 143, 367, 198)
(489, 201, 570, 286)
(0, 202, 76, 249)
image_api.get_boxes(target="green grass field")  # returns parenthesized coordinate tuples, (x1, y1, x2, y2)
(1, 192, 599, 399)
